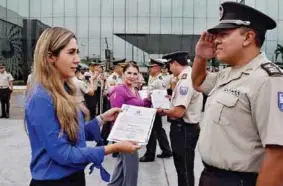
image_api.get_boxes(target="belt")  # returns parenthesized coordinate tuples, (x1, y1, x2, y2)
(0, 86, 8, 89)
(203, 162, 258, 181)
(168, 118, 198, 125)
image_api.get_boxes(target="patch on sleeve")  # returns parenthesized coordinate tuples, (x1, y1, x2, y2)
(179, 86, 189, 96)
(261, 63, 283, 76)
(181, 74, 187, 79)
(278, 92, 283, 112)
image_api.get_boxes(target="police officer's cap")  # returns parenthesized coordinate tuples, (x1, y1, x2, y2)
(208, 2, 276, 34)
(147, 58, 165, 67)
(112, 58, 126, 66)
(162, 51, 189, 66)
(89, 62, 100, 66)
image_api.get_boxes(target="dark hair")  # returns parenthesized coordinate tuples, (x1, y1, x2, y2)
(240, 27, 265, 47)
(123, 63, 139, 73)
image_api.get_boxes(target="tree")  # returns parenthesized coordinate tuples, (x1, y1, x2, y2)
(275, 44, 283, 63)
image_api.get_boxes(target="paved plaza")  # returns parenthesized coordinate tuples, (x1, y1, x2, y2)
(0, 92, 204, 186)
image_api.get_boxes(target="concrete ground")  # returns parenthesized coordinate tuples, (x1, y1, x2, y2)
(0, 92, 204, 186)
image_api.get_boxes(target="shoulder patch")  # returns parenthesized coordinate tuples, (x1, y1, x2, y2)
(181, 74, 187, 79)
(158, 76, 163, 80)
(261, 63, 283, 76)
(113, 75, 117, 80)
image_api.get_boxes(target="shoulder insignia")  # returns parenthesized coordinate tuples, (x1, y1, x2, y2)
(181, 74, 187, 79)
(158, 76, 163, 80)
(113, 75, 117, 80)
(261, 63, 283, 76)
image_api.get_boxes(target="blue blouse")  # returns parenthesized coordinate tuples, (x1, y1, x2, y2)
(25, 84, 109, 181)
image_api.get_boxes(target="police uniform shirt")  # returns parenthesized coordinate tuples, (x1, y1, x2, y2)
(105, 72, 122, 93)
(148, 73, 167, 91)
(198, 52, 283, 172)
(162, 73, 172, 89)
(0, 71, 13, 88)
(171, 66, 203, 124)
(72, 77, 90, 103)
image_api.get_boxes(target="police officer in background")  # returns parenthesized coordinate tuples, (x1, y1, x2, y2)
(105, 58, 126, 94)
(192, 2, 283, 186)
(0, 63, 13, 118)
(100, 58, 126, 148)
(158, 52, 203, 186)
(140, 58, 172, 162)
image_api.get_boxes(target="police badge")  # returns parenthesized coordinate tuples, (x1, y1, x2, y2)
(179, 86, 188, 96)
(278, 92, 283, 112)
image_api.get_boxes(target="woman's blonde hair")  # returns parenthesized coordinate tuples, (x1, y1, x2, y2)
(32, 27, 79, 142)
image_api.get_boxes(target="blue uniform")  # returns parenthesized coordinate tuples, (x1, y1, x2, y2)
(25, 84, 109, 181)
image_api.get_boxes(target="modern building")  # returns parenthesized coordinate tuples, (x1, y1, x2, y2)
(0, 0, 282, 80)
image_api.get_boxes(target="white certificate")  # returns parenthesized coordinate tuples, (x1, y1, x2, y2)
(107, 104, 157, 145)
(151, 89, 171, 109)
(138, 90, 148, 100)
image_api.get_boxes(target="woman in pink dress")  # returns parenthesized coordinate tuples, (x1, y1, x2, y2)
(108, 63, 151, 186)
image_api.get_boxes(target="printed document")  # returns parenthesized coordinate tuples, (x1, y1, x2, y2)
(108, 104, 157, 145)
(151, 89, 171, 109)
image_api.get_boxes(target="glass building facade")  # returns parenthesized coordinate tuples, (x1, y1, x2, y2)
(0, 0, 282, 81)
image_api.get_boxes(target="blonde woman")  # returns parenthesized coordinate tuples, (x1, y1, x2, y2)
(25, 27, 140, 186)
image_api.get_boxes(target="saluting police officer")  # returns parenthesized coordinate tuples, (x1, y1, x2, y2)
(192, 2, 283, 186)
(158, 52, 203, 186)
(0, 63, 13, 118)
(139, 58, 172, 162)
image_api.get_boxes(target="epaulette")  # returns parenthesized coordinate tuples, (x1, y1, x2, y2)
(181, 74, 187, 79)
(113, 75, 117, 80)
(261, 63, 283, 77)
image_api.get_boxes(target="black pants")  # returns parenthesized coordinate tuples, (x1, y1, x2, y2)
(99, 97, 112, 145)
(144, 115, 171, 158)
(85, 94, 97, 120)
(169, 121, 200, 186)
(0, 88, 11, 117)
(30, 171, 85, 186)
(199, 164, 258, 186)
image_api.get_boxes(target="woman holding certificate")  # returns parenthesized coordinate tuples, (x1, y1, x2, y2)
(108, 62, 151, 186)
(25, 27, 140, 186)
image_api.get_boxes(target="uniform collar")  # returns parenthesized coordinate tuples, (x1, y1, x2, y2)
(219, 52, 268, 86)
(178, 66, 191, 80)
(234, 52, 269, 74)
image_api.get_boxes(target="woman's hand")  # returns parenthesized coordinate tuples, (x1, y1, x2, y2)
(100, 108, 121, 122)
(115, 141, 141, 153)
(104, 141, 141, 155)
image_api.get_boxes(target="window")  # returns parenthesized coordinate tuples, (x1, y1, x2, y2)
(77, 0, 89, 17)
(194, 0, 207, 18)
(137, 17, 149, 33)
(194, 18, 207, 34)
(172, 18, 183, 34)
(161, 17, 171, 34)
(183, 0, 194, 18)
(65, 0, 77, 17)
(30, 0, 41, 18)
(138, 0, 149, 16)
(65, 17, 77, 34)
(102, 0, 113, 17)
(89, 0, 101, 17)
(150, 17, 161, 34)
(40, 1, 53, 19)
(172, 0, 183, 17)
(126, 0, 138, 17)
(161, 0, 171, 17)
(150, 0, 161, 17)
(89, 17, 101, 38)
(183, 18, 194, 34)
